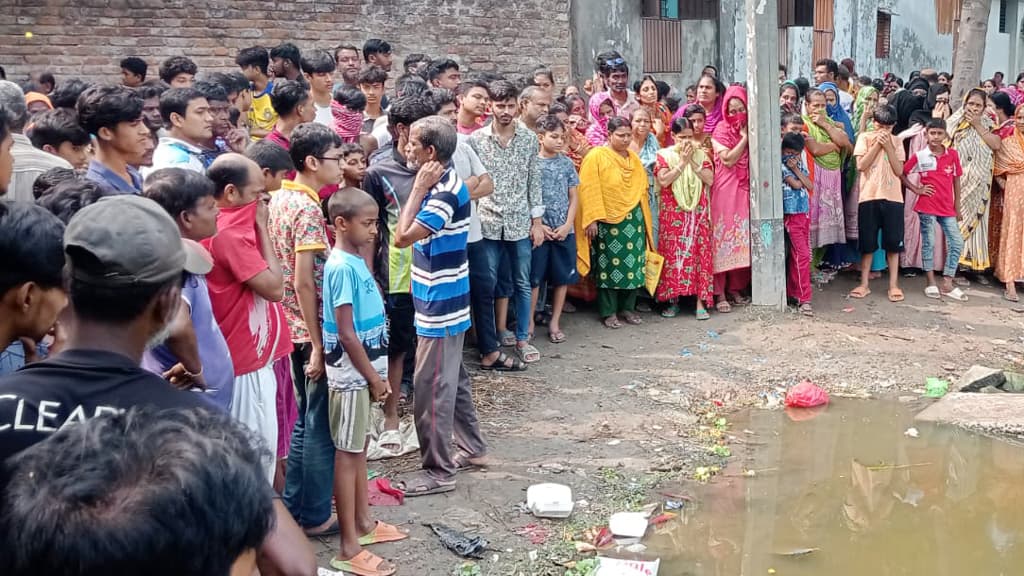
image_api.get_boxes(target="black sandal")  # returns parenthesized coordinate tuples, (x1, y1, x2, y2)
(480, 351, 527, 372)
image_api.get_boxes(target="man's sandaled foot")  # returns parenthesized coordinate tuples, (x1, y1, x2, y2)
(358, 521, 410, 546)
(620, 311, 643, 325)
(303, 513, 339, 537)
(1005, 291, 1020, 303)
(395, 472, 456, 497)
(480, 351, 527, 371)
(330, 550, 396, 576)
(603, 315, 622, 329)
(453, 451, 492, 471)
(377, 429, 403, 456)
(849, 286, 871, 299)
(516, 343, 540, 363)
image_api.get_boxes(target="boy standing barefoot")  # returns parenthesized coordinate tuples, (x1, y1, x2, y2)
(323, 188, 407, 575)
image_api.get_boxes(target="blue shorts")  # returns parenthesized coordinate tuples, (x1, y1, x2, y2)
(531, 235, 578, 287)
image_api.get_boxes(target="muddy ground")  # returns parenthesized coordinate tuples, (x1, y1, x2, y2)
(310, 273, 1024, 575)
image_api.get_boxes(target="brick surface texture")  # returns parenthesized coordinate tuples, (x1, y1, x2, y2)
(0, 0, 571, 85)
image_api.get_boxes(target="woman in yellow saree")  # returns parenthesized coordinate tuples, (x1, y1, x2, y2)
(577, 116, 655, 329)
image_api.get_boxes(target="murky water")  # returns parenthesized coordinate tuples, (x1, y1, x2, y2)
(647, 400, 1024, 576)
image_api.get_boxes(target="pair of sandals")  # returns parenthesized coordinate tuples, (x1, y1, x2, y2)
(603, 311, 642, 329)
(661, 304, 711, 321)
(715, 292, 750, 314)
(849, 286, 905, 302)
(324, 521, 410, 575)
(925, 285, 969, 302)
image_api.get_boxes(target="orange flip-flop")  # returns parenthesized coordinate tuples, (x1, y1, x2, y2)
(359, 521, 410, 546)
(848, 287, 871, 299)
(330, 550, 396, 576)
(888, 288, 905, 303)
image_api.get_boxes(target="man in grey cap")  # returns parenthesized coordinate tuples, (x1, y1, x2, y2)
(0, 194, 317, 576)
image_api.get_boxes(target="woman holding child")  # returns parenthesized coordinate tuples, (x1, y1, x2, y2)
(577, 116, 655, 329)
(654, 117, 715, 319)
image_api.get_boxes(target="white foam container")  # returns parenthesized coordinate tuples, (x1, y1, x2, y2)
(526, 483, 574, 518)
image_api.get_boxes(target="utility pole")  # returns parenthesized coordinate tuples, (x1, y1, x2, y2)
(746, 0, 786, 309)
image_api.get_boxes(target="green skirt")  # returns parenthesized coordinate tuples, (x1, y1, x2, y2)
(593, 204, 646, 290)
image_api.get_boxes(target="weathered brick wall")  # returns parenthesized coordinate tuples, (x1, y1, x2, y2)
(0, 0, 571, 86)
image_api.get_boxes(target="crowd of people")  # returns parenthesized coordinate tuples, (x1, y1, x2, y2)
(0, 39, 1023, 574)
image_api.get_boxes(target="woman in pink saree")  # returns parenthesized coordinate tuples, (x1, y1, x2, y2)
(709, 85, 751, 313)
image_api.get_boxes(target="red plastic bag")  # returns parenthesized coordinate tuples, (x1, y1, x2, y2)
(368, 478, 405, 506)
(784, 380, 829, 408)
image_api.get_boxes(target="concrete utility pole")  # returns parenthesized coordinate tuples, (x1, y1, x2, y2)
(745, 0, 786, 309)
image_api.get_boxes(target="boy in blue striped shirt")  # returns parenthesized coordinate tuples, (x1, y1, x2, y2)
(394, 116, 487, 496)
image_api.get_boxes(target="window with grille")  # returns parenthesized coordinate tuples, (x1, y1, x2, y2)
(644, 0, 720, 20)
(876, 11, 892, 58)
(999, 0, 1009, 33)
(778, 0, 814, 27)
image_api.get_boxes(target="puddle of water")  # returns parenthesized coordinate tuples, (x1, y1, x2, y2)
(646, 399, 1024, 576)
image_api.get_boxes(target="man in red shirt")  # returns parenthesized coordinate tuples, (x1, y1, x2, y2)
(902, 118, 966, 301)
(203, 153, 292, 483)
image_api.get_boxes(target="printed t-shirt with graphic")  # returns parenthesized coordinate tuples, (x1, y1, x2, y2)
(903, 147, 962, 217)
(248, 81, 278, 141)
(854, 132, 906, 203)
(202, 200, 292, 374)
(411, 168, 472, 338)
(538, 153, 580, 229)
(268, 180, 329, 344)
(782, 156, 810, 215)
(0, 350, 211, 463)
(322, 250, 388, 391)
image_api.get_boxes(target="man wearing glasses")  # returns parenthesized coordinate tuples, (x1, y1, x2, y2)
(268, 123, 345, 538)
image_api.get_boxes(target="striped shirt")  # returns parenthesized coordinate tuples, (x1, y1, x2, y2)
(411, 167, 471, 338)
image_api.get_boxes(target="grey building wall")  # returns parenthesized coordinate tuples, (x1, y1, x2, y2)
(570, 0, 643, 87)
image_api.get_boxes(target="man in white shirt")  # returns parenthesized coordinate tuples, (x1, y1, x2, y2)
(145, 87, 213, 177)
(301, 49, 337, 128)
(0, 80, 71, 201)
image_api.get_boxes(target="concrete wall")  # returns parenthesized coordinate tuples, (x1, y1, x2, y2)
(0, 0, 572, 85)
(570, 0, 642, 86)
(677, 19, 719, 90)
(787, 27, 814, 80)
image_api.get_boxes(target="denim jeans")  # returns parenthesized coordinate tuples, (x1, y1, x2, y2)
(469, 238, 533, 355)
(919, 213, 964, 278)
(282, 342, 335, 528)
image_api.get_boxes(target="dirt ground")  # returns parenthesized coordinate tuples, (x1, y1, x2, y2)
(309, 273, 1024, 575)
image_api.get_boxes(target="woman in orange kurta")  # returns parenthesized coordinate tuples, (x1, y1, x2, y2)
(993, 104, 1024, 301)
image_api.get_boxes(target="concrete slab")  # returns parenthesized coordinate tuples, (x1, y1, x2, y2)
(916, 393, 1024, 435)
(954, 365, 1005, 392)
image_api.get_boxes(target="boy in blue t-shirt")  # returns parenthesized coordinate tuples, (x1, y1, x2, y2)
(530, 114, 579, 344)
(321, 187, 406, 573)
(781, 132, 815, 316)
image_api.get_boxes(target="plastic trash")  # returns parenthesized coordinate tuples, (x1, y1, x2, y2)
(596, 557, 661, 575)
(367, 477, 404, 506)
(609, 512, 649, 538)
(784, 380, 830, 408)
(925, 377, 949, 398)
(904, 427, 919, 438)
(527, 483, 574, 518)
(427, 523, 489, 559)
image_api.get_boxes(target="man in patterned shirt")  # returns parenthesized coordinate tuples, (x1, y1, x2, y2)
(269, 122, 342, 536)
(470, 80, 545, 366)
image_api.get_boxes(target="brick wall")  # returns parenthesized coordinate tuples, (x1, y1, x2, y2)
(0, 0, 571, 86)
